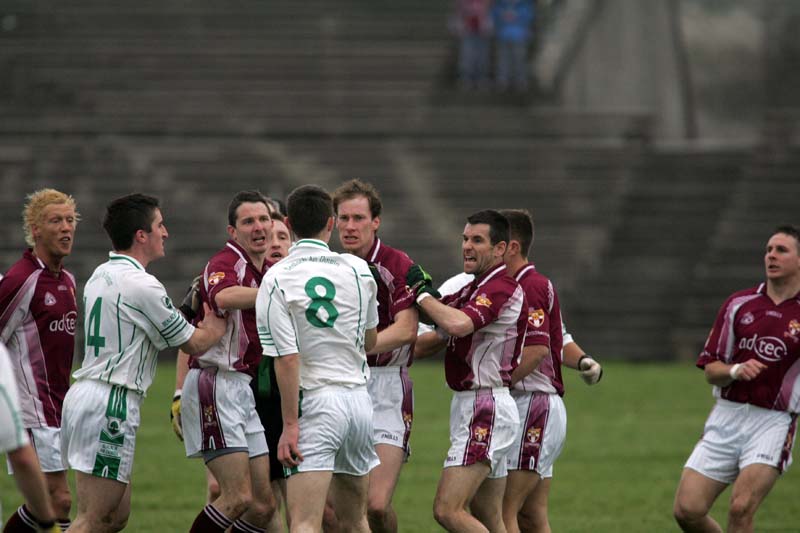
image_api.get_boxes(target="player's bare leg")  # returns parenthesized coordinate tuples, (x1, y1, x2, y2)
(470, 476, 507, 532)
(266, 479, 286, 533)
(726, 464, 779, 533)
(673, 468, 727, 532)
(517, 477, 551, 533)
(237, 454, 277, 529)
(433, 463, 491, 532)
(205, 468, 221, 504)
(44, 471, 72, 527)
(367, 444, 404, 533)
(69, 472, 131, 533)
(286, 471, 333, 533)
(501, 470, 540, 533)
(205, 452, 254, 520)
(329, 472, 370, 533)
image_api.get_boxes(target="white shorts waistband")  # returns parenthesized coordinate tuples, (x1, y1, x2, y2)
(453, 387, 510, 399)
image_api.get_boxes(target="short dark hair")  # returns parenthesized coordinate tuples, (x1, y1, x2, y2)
(774, 224, 800, 245)
(287, 185, 333, 238)
(466, 209, 509, 245)
(270, 211, 285, 223)
(103, 193, 160, 251)
(332, 179, 382, 219)
(227, 190, 272, 227)
(500, 209, 534, 257)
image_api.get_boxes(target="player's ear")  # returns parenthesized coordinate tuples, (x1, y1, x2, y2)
(226, 225, 236, 240)
(326, 216, 334, 232)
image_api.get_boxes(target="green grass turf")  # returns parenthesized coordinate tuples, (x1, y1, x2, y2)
(2, 361, 799, 531)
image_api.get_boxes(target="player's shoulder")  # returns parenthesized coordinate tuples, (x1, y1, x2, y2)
(340, 251, 372, 274)
(722, 285, 764, 306)
(516, 265, 551, 291)
(375, 240, 413, 270)
(1, 254, 39, 284)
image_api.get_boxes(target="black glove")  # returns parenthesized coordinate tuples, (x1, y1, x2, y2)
(406, 264, 441, 301)
(178, 275, 202, 321)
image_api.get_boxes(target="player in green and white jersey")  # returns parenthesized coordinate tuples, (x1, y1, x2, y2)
(256, 185, 379, 533)
(61, 194, 226, 533)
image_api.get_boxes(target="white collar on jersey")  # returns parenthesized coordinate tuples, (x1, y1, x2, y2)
(108, 251, 144, 271)
(290, 239, 330, 252)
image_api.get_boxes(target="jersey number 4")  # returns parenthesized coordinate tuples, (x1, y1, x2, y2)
(304, 277, 339, 328)
(86, 297, 106, 356)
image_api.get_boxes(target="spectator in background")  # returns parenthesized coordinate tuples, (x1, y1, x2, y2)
(492, 0, 535, 92)
(451, 0, 494, 90)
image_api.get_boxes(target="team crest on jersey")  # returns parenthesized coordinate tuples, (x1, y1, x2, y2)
(208, 272, 225, 286)
(161, 296, 174, 309)
(475, 294, 492, 308)
(785, 319, 800, 342)
(528, 308, 545, 328)
(106, 418, 121, 436)
(740, 312, 754, 325)
(43, 291, 57, 306)
(526, 427, 541, 444)
(473, 426, 489, 442)
(203, 405, 217, 427)
(403, 413, 413, 429)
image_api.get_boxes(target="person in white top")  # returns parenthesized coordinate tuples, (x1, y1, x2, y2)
(256, 185, 380, 533)
(0, 341, 61, 533)
(61, 193, 226, 533)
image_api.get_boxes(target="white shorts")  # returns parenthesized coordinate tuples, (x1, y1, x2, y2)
(182, 367, 268, 459)
(290, 385, 379, 477)
(0, 354, 28, 454)
(367, 366, 413, 454)
(507, 391, 567, 478)
(685, 399, 798, 484)
(7, 426, 67, 474)
(61, 380, 141, 484)
(444, 388, 520, 479)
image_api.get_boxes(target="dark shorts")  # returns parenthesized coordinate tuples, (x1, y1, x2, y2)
(252, 359, 287, 481)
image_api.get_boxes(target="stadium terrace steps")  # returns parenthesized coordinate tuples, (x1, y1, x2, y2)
(564, 150, 749, 360)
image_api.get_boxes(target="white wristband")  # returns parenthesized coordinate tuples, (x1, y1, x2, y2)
(729, 364, 741, 380)
(416, 292, 432, 305)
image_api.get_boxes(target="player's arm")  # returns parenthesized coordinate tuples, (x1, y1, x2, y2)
(417, 295, 474, 337)
(368, 307, 418, 354)
(364, 326, 378, 354)
(703, 359, 767, 387)
(274, 353, 304, 468)
(170, 350, 191, 441)
(562, 338, 603, 385)
(7, 445, 58, 531)
(510, 345, 549, 386)
(414, 330, 447, 359)
(179, 303, 227, 355)
(213, 286, 259, 310)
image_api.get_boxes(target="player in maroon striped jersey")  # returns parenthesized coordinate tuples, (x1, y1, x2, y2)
(674, 225, 800, 533)
(412, 210, 526, 532)
(333, 179, 419, 533)
(1, 189, 78, 533)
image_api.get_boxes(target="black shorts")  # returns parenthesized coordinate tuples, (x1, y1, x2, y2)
(252, 359, 287, 481)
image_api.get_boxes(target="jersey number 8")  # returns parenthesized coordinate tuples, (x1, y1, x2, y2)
(304, 277, 339, 328)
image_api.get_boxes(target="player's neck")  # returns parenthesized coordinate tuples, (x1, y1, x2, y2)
(116, 248, 152, 269)
(504, 256, 528, 277)
(32, 247, 63, 274)
(248, 251, 267, 271)
(352, 236, 376, 260)
(766, 275, 800, 305)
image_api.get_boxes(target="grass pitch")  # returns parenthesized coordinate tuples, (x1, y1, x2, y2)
(2, 361, 799, 531)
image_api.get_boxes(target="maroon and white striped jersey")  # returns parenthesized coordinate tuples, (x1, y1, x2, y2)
(0, 250, 77, 428)
(190, 240, 271, 377)
(512, 264, 565, 396)
(441, 263, 527, 391)
(697, 283, 800, 413)
(365, 238, 416, 367)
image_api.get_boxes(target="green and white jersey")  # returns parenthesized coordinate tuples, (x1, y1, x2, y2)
(73, 252, 195, 394)
(256, 239, 379, 391)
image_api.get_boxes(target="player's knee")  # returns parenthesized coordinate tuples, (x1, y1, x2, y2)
(728, 494, 757, 525)
(249, 490, 278, 524)
(51, 488, 72, 519)
(207, 479, 221, 503)
(673, 498, 704, 528)
(519, 507, 547, 531)
(367, 492, 391, 518)
(433, 500, 457, 529)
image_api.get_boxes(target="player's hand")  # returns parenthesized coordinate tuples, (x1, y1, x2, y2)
(578, 355, 603, 385)
(170, 393, 183, 441)
(178, 275, 202, 321)
(197, 303, 226, 336)
(730, 359, 767, 382)
(278, 423, 303, 468)
(406, 264, 441, 301)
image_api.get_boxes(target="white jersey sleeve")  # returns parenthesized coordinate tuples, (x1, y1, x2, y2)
(257, 276, 300, 357)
